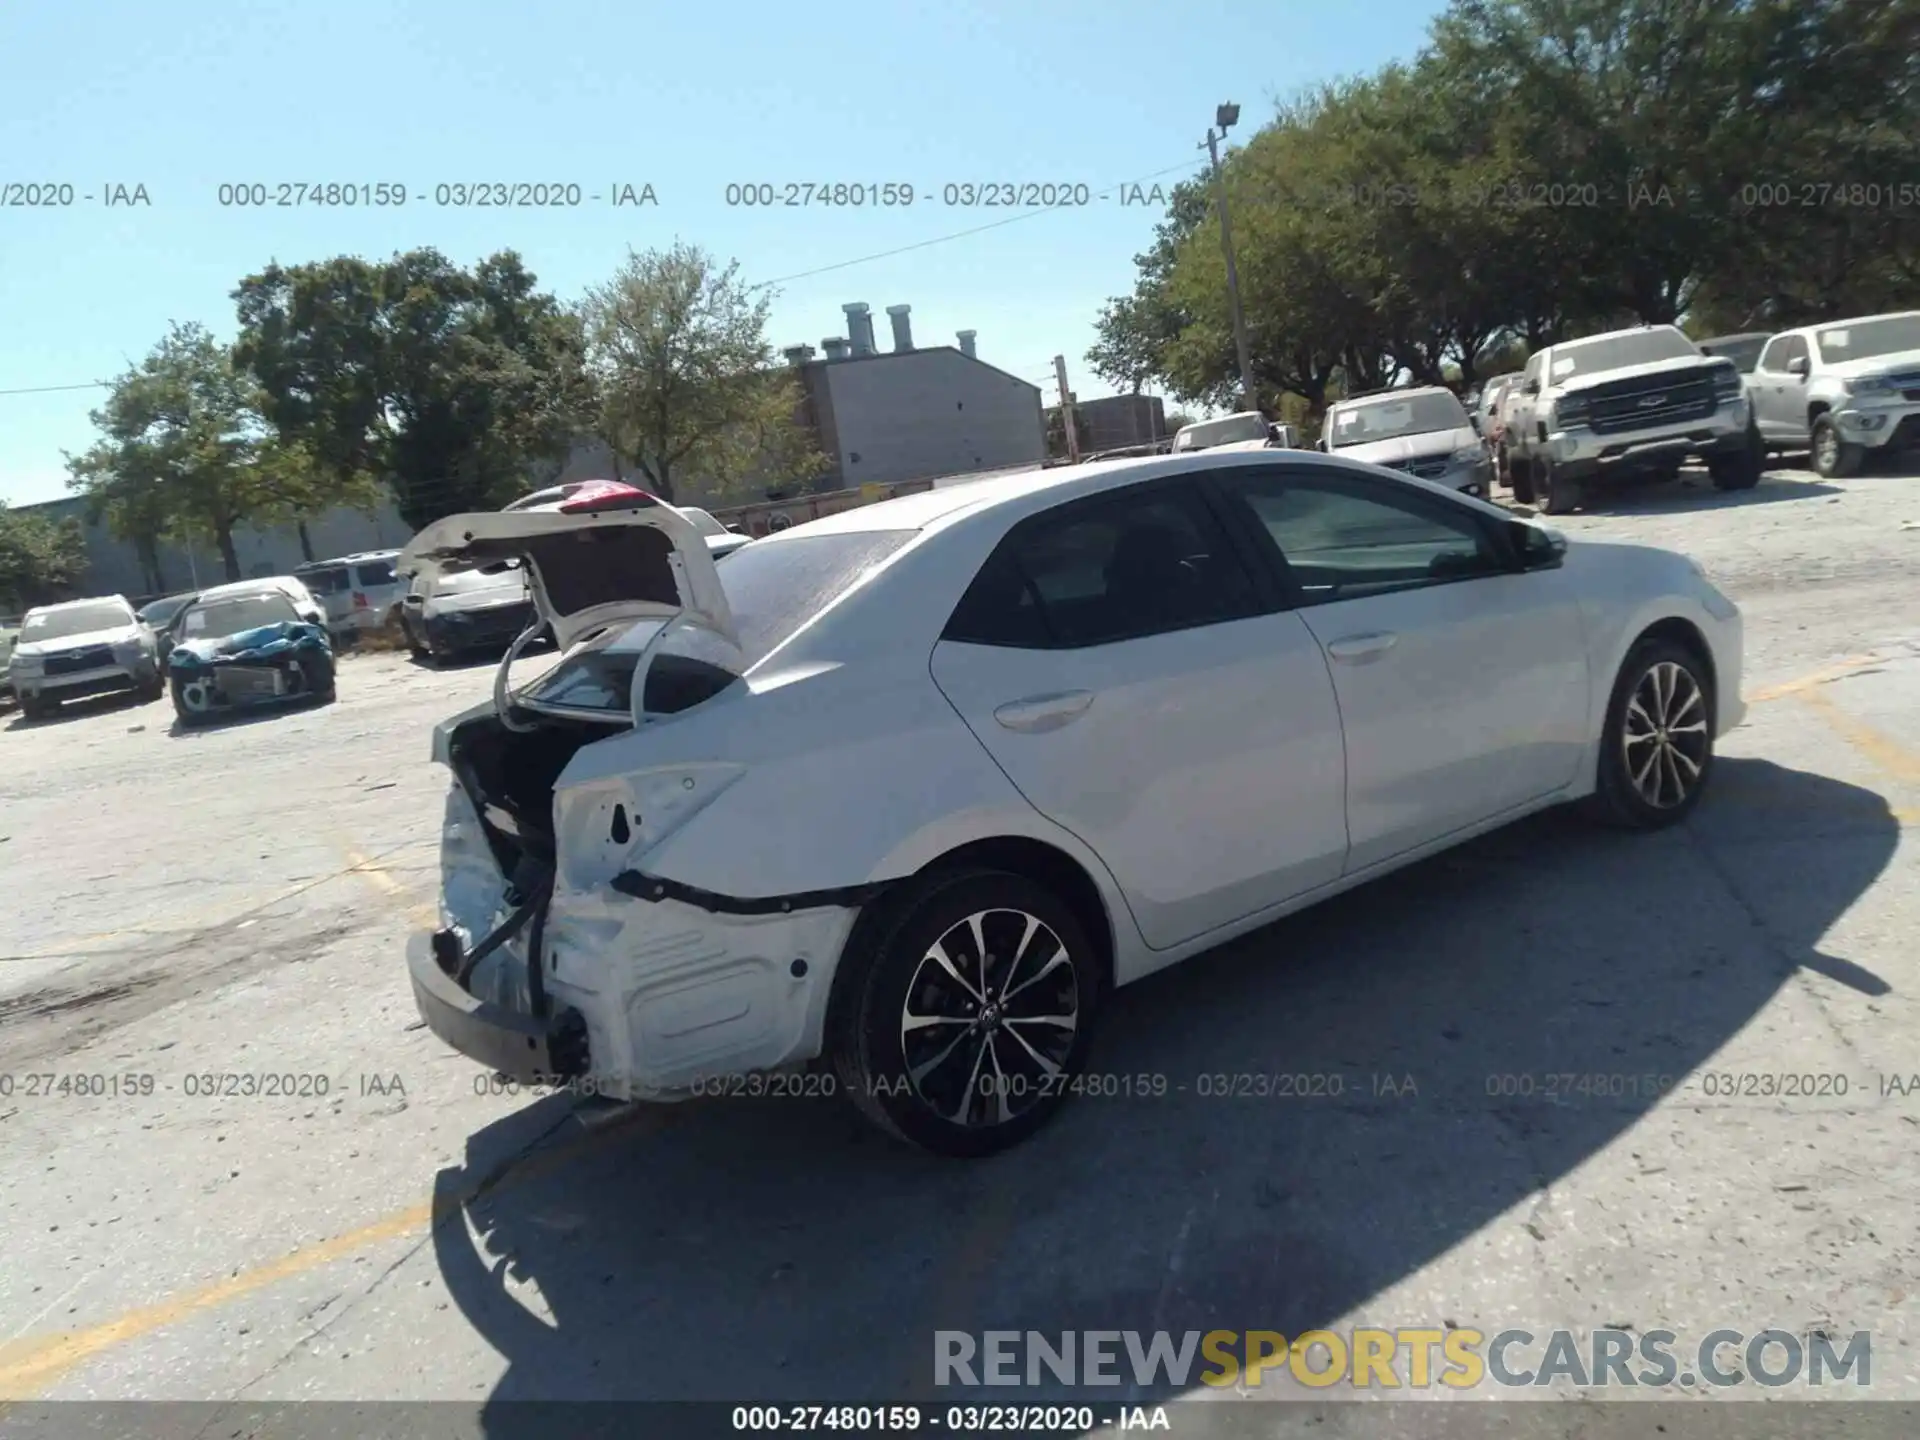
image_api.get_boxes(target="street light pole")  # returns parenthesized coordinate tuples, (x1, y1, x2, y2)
(1204, 102, 1257, 414)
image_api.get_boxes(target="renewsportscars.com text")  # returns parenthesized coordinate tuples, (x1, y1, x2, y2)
(935, 1327, 1871, 1391)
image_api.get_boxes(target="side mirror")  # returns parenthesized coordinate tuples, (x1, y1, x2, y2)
(1787, 355, 1810, 378)
(1314, 438, 1328, 453)
(1523, 378, 1541, 396)
(1509, 519, 1566, 568)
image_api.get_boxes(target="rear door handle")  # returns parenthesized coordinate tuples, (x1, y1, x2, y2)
(1325, 632, 1399, 663)
(993, 690, 1095, 733)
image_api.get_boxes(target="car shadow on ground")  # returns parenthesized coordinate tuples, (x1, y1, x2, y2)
(1566, 473, 1845, 516)
(419, 758, 1896, 1433)
(166, 694, 337, 735)
(1, 689, 158, 730)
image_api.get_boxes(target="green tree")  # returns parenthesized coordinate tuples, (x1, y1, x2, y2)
(234, 249, 591, 531)
(578, 242, 827, 504)
(0, 503, 88, 610)
(66, 322, 268, 583)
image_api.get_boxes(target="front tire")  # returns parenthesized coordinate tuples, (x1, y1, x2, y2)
(1810, 416, 1863, 478)
(1583, 638, 1715, 830)
(829, 869, 1102, 1158)
(1538, 455, 1583, 515)
(1709, 424, 1763, 491)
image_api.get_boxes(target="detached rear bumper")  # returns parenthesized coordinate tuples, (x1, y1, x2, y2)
(406, 931, 586, 1084)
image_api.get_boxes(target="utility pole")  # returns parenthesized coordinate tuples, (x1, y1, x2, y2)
(1203, 102, 1256, 414)
(1053, 355, 1081, 464)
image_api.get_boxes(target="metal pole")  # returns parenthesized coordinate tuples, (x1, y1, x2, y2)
(1205, 127, 1256, 413)
(1054, 355, 1081, 464)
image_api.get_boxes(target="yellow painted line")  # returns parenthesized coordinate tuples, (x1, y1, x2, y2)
(345, 849, 440, 930)
(0, 1104, 668, 1399)
(1796, 689, 1920, 786)
(1748, 653, 1885, 704)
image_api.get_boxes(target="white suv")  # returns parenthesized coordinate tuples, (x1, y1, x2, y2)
(8, 595, 163, 719)
(1747, 312, 1920, 478)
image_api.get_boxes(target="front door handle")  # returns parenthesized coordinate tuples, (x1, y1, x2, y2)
(1325, 632, 1399, 663)
(993, 690, 1095, 733)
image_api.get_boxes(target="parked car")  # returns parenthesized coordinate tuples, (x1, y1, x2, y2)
(136, 592, 199, 676)
(399, 459, 1745, 1157)
(397, 561, 539, 663)
(1171, 412, 1295, 453)
(7, 595, 162, 719)
(1503, 324, 1758, 513)
(1745, 312, 1920, 478)
(292, 552, 407, 640)
(167, 578, 336, 726)
(1320, 385, 1493, 496)
(678, 505, 754, 559)
(0, 622, 17, 697)
(1476, 375, 1519, 439)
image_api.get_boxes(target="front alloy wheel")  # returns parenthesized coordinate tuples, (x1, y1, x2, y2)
(832, 870, 1099, 1157)
(1810, 416, 1864, 479)
(1586, 639, 1714, 829)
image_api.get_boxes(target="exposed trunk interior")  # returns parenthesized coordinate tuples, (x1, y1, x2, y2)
(448, 712, 611, 876)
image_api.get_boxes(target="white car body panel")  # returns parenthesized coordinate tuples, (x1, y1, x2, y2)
(409, 449, 1747, 1102)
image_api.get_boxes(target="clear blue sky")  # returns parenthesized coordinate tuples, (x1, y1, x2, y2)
(0, 0, 1447, 507)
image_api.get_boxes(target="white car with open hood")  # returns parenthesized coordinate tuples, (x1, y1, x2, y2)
(403, 462, 1744, 1157)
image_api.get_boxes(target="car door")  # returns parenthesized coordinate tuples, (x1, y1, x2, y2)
(930, 479, 1349, 952)
(1207, 464, 1590, 874)
(1751, 335, 1793, 441)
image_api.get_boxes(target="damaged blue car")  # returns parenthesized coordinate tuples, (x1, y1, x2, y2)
(168, 579, 337, 727)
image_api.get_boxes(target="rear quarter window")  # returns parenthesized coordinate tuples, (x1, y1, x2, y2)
(353, 560, 398, 587)
(299, 567, 351, 595)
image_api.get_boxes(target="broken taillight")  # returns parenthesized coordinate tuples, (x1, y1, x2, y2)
(557, 480, 661, 514)
(352, 591, 369, 609)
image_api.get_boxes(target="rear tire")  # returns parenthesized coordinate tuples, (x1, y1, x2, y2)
(1582, 637, 1716, 830)
(829, 869, 1102, 1158)
(1810, 416, 1864, 478)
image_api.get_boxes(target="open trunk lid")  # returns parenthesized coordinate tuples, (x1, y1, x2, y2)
(400, 482, 735, 652)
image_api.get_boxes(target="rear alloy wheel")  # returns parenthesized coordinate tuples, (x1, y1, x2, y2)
(831, 869, 1100, 1158)
(1584, 639, 1715, 830)
(1810, 416, 1864, 478)
(1537, 455, 1583, 515)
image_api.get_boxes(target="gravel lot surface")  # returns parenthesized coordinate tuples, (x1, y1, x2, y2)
(2, 459, 1919, 1438)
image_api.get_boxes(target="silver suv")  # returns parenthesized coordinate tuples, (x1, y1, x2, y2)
(1320, 385, 1492, 495)
(293, 551, 407, 638)
(8, 595, 163, 719)
(1504, 324, 1757, 514)
(1747, 312, 1920, 478)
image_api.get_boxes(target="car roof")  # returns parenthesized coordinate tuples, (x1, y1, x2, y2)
(756, 447, 1511, 546)
(26, 594, 132, 615)
(191, 576, 309, 602)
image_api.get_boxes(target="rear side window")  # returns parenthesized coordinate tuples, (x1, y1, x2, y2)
(945, 486, 1259, 649)
(712, 529, 916, 665)
(299, 567, 351, 595)
(353, 559, 398, 587)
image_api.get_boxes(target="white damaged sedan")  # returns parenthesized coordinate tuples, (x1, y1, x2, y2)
(402, 457, 1744, 1157)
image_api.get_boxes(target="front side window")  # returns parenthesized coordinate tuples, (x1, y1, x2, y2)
(945, 487, 1259, 649)
(1756, 335, 1795, 372)
(1216, 470, 1505, 603)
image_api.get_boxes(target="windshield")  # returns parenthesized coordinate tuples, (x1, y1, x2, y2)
(1701, 336, 1767, 373)
(179, 594, 300, 637)
(1551, 328, 1699, 379)
(21, 603, 132, 641)
(138, 595, 194, 626)
(1173, 414, 1268, 450)
(1816, 315, 1920, 363)
(1330, 392, 1470, 446)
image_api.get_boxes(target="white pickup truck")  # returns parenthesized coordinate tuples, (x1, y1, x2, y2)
(1504, 324, 1759, 514)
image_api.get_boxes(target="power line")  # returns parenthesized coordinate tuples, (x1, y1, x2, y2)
(1, 158, 1205, 397)
(748, 158, 1206, 289)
